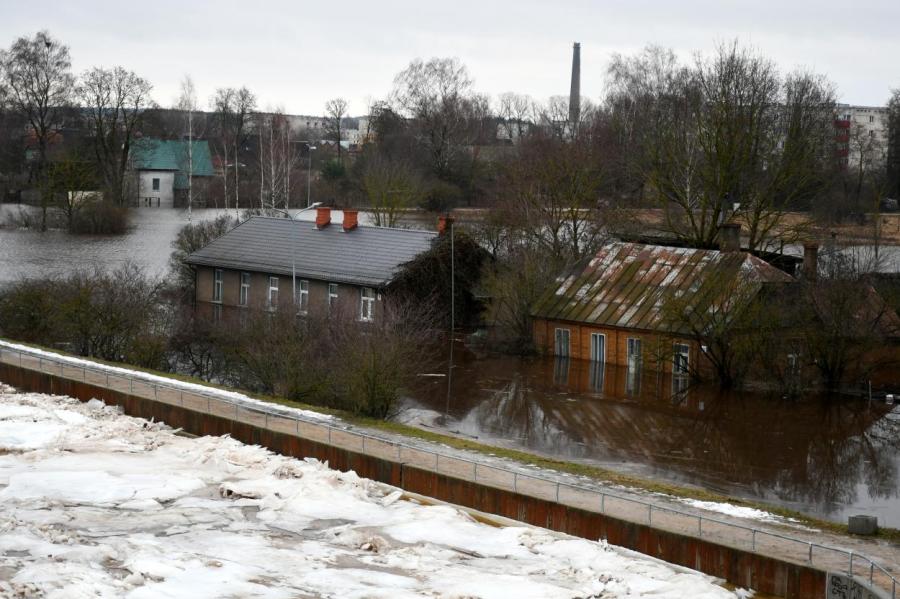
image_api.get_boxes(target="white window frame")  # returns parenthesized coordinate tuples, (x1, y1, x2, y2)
(554, 328, 571, 357)
(328, 283, 338, 311)
(673, 343, 690, 374)
(627, 337, 642, 363)
(267, 276, 279, 311)
(212, 269, 223, 303)
(239, 272, 250, 307)
(589, 332, 606, 363)
(297, 279, 309, 314)
(359, 287, 375, 322)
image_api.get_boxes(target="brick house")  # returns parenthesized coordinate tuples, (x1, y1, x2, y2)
(185, 208, 437, 321)
(531, 237, 794, 376)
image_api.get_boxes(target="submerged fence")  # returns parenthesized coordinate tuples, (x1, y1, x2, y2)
(0, 340, 896, 598)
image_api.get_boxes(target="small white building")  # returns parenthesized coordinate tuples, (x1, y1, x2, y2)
(130, 138, 215, 208)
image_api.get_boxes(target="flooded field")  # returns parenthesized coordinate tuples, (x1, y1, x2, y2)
(401, 351, 900, 527)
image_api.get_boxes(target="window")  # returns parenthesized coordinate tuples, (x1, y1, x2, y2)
(627, 338, 642, 364)
(298, 280, 309, 314)
(328, 283, 338, 311)
(152, 177, 160, 191)
(673, 343, 690, 374)
(554, 328, 571, 357)
(589, 333, 605, 363)
(869, 115, 875, 123)
(213, 269, 223, 303)
(360, 287, 375, 321)
(267, 277, 279, 310)
(239, 273, 250, 307)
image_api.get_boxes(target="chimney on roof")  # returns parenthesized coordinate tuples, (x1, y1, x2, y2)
(342, 209, 358, 231)
(569, 42, 581, 126)
(718, 222, 741, 252)
(438, 214, 454, 235)
(803, 243, 819, 281)
(315, 207, 331, 229)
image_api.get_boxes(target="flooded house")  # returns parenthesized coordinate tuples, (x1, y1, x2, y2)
(130, 138, 214, 208)
(531, 225, 795, 375)
(185, 208, 437, 321)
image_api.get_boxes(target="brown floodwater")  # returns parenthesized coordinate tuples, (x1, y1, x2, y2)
(399, 349, 900, 528)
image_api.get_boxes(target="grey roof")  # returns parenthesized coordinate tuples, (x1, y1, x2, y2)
(185, 216, 437, 287)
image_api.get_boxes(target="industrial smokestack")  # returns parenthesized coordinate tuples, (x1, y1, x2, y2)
(569, 42, 581, 126)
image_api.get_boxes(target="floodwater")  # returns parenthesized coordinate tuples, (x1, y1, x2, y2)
(3, 202, 900, 527)
(0, 204, 375, 286)
(401, 351, 900, 528)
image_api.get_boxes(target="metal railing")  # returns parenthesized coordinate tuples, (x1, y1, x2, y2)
(1, 341, 897, 598)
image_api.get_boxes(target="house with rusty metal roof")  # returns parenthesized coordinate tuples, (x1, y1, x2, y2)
(531, 237, 794, 375)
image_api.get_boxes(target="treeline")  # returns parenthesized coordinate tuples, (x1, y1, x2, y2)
(4, 30, 899, 238)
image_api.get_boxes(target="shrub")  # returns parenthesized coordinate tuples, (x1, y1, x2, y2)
(69, 201, 130, 235)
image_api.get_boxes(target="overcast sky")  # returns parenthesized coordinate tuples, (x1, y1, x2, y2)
(2, 0, 898, 116)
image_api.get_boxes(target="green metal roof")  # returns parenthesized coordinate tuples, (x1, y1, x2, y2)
(532, 242, 794, 333)
(131, 138, 214, 188)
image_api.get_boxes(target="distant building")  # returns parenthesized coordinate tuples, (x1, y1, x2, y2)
(185, 208, 437, 322)
(834, 104, 890, 169)
(130, 138, 214, 208)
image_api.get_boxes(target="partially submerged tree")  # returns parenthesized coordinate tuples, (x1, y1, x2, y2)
(1, 31, 74, 230)
(211, 86, 257, 214)
(176, 75, 199, 220)
(168, 214, 238, 299)
(78, 66, 153, 205)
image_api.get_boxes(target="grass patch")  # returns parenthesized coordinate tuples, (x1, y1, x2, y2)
(3, 336, 899, 543)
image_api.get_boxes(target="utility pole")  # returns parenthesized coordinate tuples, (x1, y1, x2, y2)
(445, 218, 455, 416)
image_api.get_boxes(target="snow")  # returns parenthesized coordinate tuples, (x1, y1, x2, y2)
(0, 388, 747, 598)
(0, 340, 331, 422)
(679, 499, 798, 525)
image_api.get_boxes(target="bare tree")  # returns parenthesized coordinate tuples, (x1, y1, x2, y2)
(176, 75, 198, 221)
(211, 86, 256, 215)
(496, 92, 534, 143)
(500, 132, 605, 261)
(1, 31, 74, 230)
(361, 155, 422, 227)
(78, 67, 152, 206)
(324, 97, 348, 164)
(606, 42, 835, 251)
(256, 110, 301, 211)
(391, 57, 474, 176)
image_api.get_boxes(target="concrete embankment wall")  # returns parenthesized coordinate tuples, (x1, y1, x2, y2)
(0, 352, 827, 598)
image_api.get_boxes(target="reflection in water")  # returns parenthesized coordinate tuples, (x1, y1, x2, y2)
(402, 352, 900, 527)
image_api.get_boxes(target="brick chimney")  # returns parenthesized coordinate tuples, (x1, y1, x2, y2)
(718, 222, 741, 252)
(315, 207, 331, 229)
(438, 215, 454, 235)
(802, 243, 819, 281)
(342, 209, 358, 231)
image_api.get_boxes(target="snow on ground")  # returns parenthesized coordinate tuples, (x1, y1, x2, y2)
(677, 499, 803, 527)
(0, 386, 747, 598)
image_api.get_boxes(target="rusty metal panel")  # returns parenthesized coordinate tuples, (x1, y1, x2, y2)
(533, 242, 792, 333)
